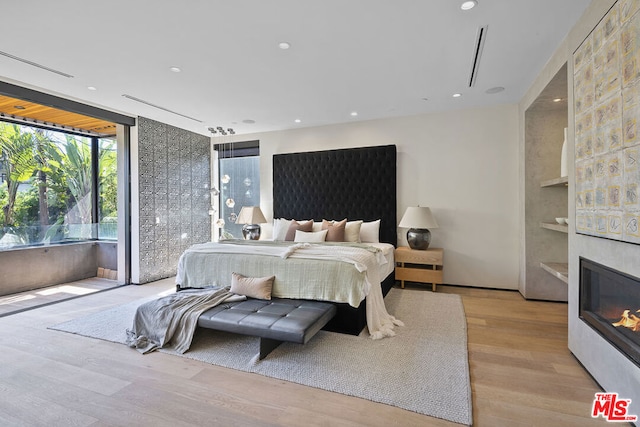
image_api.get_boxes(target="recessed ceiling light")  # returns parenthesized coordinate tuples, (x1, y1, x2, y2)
(13, 105, 25, 110)
(422, 97, 429, 101)
(242, 119, 256, 124)
(87, 86, 97, 91)
(278, 42, 291, 50)
(170, 66, 181, 73)
(553, 98, 563, 102)
(461, 1, 478, 10)
(294, 119, 301, 123)
(485, 86, 505, 94)
(350, 111, 358, 117)
(453, 93, 462, 98)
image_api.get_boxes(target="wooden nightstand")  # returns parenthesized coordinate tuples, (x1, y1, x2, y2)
(395, 247, 444, 291)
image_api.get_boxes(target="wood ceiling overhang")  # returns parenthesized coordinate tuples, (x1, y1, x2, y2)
(0, 94, 117, 137)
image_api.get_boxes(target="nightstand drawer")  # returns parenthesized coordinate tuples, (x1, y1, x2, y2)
(394, 247, 443, 265)
(395, 267, 443, 283)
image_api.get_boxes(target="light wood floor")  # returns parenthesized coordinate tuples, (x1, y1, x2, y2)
(0, 277, 121, 317)
(0, 280, 617, 426)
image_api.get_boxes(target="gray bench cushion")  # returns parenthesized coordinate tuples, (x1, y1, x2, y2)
(198, 298, 336, 358)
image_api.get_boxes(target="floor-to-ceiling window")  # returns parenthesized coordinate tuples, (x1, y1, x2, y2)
(97, 137, 117, 240)
(214, 141, 260, 240)
(0, 122, 117, 248)
(0, 81, 135, 287)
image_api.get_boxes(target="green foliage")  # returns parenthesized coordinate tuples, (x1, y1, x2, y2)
(0, 123, 38, 226)
(0, 186, 7, 225)
(0, 121, 118, 245)
(47, 134, 93, 224)
(99, 139, 117, 220)
(0, 124, 37, 181)
(13, 186, 39, 225)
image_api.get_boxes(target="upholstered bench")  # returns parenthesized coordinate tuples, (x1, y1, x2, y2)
(197, 298, 337, 359)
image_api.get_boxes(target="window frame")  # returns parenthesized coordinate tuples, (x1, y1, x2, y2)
(0, 80, 134, 283)
(213, 140, 260, 240)
(0, 121, 116, 243)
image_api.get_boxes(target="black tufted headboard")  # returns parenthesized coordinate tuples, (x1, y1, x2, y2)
(273, 144, 397, 246)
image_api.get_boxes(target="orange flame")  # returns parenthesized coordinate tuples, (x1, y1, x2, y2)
(612, 309, 640, 332)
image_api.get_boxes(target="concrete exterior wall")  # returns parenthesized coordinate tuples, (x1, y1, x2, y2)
(0, 242, 97, 296)
(96, 241, 117, 271)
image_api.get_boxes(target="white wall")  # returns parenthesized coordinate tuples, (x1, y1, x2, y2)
(130, 124, 140, 284)
(241, 104, 520, 289)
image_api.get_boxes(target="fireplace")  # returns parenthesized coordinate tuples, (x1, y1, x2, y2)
(580, 257, 640, 367)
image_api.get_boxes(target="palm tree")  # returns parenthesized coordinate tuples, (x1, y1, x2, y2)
(43, 134, 96, 239)
(33, 129, 55, 230)
(0, 123, 117, 242)
(60, 134, 93, 224)
(98, 138, 117, 220)
(0, 123, 37, 227)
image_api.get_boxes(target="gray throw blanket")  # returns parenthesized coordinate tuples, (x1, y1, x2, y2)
(126, 288, 235, 354)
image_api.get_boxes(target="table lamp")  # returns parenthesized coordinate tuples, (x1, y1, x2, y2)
(236, 206, 267, 240)
(398, 206, 439, 250)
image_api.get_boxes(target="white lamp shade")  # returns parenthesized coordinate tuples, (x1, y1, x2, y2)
(398, 207, 439, 229)
(236, 206, 267, 224)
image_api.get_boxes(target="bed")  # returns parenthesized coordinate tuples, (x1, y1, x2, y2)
(176, 144, 397, 336)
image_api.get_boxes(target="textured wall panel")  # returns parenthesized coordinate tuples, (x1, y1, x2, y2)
(137, 117, 210, 284)
(574, 2, 640, 244)
(272, 145, 397, 246)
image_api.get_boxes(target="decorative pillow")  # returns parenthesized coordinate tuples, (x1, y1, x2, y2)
(345, 220, 363, 242)
(230, 272, 275, 300)
(312, 221, 323, 232)
(360, 219, 381, 243)
(294, 229, 328, 242)
(322, 219, 347, 242)
(285, 220, 313, 241)
(273, 218, 292, 241)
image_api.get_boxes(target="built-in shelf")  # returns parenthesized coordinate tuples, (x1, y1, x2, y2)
(540, 176, 569, 188)
(540, 222, 569, 233)
(540, 262, 568, 284)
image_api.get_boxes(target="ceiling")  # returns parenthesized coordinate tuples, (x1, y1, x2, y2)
(0, 0, 591, 137)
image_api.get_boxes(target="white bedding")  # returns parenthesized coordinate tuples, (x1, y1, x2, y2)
(175, 241, 401, 338)
(366, 242, 395, 278)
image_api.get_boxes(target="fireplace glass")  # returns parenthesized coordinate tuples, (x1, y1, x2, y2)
(580, 257, 640, 367)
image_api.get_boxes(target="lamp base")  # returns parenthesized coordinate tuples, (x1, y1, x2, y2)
(242, 224, 261, 240)
(407, 228, 431, 250)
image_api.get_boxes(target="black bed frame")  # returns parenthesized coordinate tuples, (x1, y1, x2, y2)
(272, 144, 397, 335)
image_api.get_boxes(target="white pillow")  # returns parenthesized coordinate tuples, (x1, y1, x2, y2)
(273, 218, 292, 241)
(312, 221, 323, 232)
(360, 219, 381, 243)
(294, 229, 328, 242)
(345, 220, 363, 242)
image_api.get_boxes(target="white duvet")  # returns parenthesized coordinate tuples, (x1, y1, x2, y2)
(176, 241, 403, 339)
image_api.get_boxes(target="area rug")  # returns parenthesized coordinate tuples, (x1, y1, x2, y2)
(49, 288, 472, 425)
